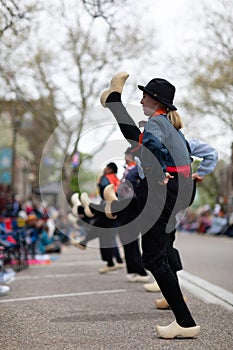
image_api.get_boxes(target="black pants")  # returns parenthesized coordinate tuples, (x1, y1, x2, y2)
(112, 174, 196, 326)
(89, 199, 146, 274)
(79, 206, 122, 266)
(143, 175, 197, 327)
(117, 197, 147, 276)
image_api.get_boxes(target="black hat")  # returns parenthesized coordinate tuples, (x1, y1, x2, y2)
(138, 78, 177, 110)
(107, 162, 118, 173)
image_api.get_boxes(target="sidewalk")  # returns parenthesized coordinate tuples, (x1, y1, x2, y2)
(0, 243, 232, 350)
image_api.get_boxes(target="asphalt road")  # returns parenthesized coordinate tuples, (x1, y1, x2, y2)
(175, 231, 233, 293)
(0, 232, 233, 350)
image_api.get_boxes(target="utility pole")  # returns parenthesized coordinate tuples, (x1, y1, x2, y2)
(11, 111, 21, 194)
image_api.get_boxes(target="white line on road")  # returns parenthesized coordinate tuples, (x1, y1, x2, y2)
(0, 289, 127, 303)
(179, 271, 233, 311)
(15, 272, 97, 280)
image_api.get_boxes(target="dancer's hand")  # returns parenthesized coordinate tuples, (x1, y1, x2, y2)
(138, 120, 146, 128)
(159, 172, 174, 185)
(192, 173, 203, 182)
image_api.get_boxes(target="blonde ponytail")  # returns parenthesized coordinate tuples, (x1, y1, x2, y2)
(155, 102, 183, 130)
(167, 110, 183, 130)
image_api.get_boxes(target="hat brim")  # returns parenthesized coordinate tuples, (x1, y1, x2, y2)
(138, 85, 177, 111)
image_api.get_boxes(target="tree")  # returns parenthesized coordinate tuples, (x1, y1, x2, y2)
(0, 0, 125, 36)
(0, 0, 158, 202)
(180, 0, 233, 211)
(182, 0, 233, 133)
(39, 0, 155, 197)
(0, 0, 36, 36)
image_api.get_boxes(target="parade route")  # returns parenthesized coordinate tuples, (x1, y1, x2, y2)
(179, 271, 233, 311)
(1, 233, 233, 350)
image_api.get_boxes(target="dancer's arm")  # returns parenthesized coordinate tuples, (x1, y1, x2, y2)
(189, 138, 218, 181)
(106, 92, 141, 147)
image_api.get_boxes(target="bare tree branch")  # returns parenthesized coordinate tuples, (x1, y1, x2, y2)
(80, 0, 126, 29)
(0, 0, 32, 36)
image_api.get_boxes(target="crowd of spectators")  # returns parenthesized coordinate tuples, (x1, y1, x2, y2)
(178, 203, 233, 237)
(0, 195, 72, 296)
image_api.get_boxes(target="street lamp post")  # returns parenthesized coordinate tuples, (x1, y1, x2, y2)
(11, 114, 21, 194)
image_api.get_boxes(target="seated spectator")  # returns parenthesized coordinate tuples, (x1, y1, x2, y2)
(36, 220, 61, 254)
(197, 206, 212, 234)
(206, 206, 228, 235)
(25, 214, 39, 258)
(206, 215, 228, 235)
(177, 209, 198, 232)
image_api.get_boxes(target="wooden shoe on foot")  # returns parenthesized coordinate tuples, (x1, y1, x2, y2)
(71, 193, 82, 218)
(98, 265, 119, 274)
(103, 184, 118, 219)
(100, 72, 129, 107)
(71, 240, 86, 250)
(144, 281, 160, 292)
(80, 192, 94, 218)
(71, 193, 81, 207)
(156, 320, 200, 339)
(154, 297, 170, 309)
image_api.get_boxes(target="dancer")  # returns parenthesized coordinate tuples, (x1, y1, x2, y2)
(70, 163, 124, 274)
(97, 162, 124, 273)
(117, 147, 150, 282)
(99, 72, 200, 339)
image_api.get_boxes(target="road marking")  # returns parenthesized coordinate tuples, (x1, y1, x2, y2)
(0, 289, 127, 304)
(15, 272, 98, 280)
(179, 271, 233, 311)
